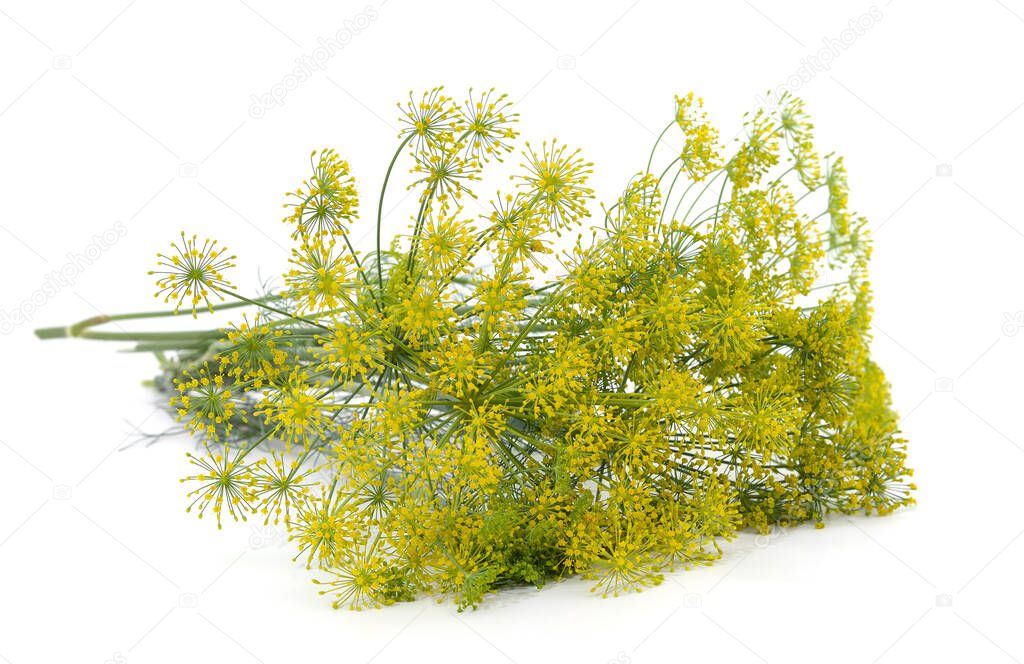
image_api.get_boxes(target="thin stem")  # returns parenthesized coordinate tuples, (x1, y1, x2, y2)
(377, 133, 415, 295)
(216, 288, 330, 332)
(645, 120, 675, 175)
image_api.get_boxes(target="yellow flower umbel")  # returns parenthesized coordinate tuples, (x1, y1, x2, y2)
(398, 87, 459, 152)
(519, 139, 594, 230)
(150, 232, 235, 317)
(42, 87, 914, 612)
(315, 322, 385, 385)
(460, 87, 519, 161)
(285, 148, 359, 240)
(256, 368, 334, 452)
(285, 238, 354, 312)
(250, 450, 314, 525)
(410, 133, 481, 211)
(675, 92, 722, 181)
(181, 443, 256, 529)
(172, 362, 240, 441)
(220, 313, 290, 387)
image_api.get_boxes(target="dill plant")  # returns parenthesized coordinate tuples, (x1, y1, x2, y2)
(37, 87, 914, 610)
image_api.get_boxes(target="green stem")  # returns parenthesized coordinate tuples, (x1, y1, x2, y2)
(405, 186, 435, 278)
(34, 297, 269, 340)
(81, 330, 224, 342)
(216, 288, 330, 332)
(377, 134, 415, 295)
(645, 120, 675, 175)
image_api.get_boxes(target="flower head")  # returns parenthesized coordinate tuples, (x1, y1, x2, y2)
(517, 139, 594, 230)
(315, 321, 385, 385)
(256, 368, 334, 451)
(410, 133, 480, 210)
(151, 232, 235, 317)
(489, 192, 551, 271)
(675, 92, 722, 181)
(459, 88, 518, 161)
(398, 87, 459, 152)
(778, 93, 821, 188)
(181, 443, 256, 529)
(826, 157, 852, 249)
(291, 489, 357, 569)
(285, 148, 359, 239)
(250, 450, 315, 525)
(220, 313, 291, 386)
(314, 540, 414, 610)
(726, 107, 780, 189)
(428, 334, 490, 399)
(419, 209, 476, 276)
(285, 238, 354, 313)
(583, 516, 663, 598)
(171, 362, 241, 441)
(386, 284, 452, 349)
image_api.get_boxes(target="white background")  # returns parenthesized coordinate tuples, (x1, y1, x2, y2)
(1, 1, 1022, 662)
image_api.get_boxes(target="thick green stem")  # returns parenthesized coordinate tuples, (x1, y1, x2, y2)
(34, 297, 267, 340)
